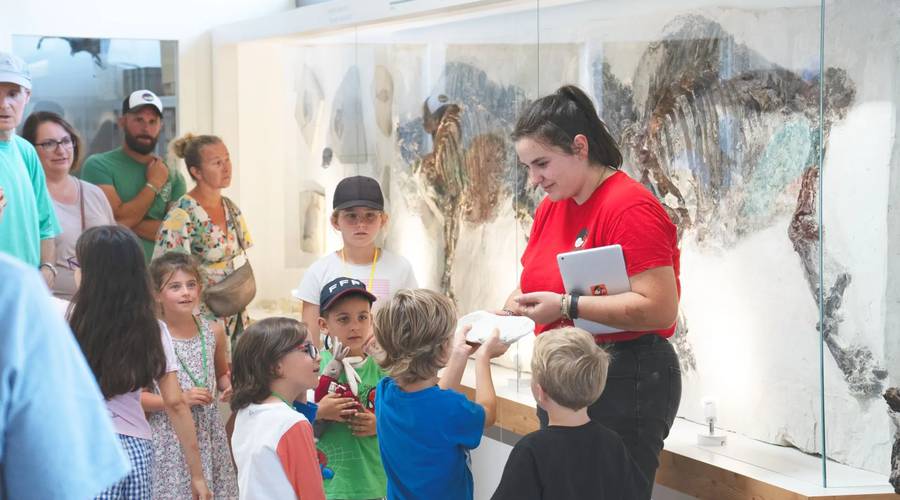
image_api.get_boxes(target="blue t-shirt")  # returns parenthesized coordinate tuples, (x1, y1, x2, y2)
(0, 254, 129, 498)
(376, 377, 485, 500)
(0, 135, 61, 267)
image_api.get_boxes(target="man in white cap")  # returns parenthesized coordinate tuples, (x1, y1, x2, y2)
(0, 51, 61, 284)
(81, 89, 185, 262)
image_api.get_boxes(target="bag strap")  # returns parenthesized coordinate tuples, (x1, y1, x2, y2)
(77, 179, 86, 231)
(223, 197, 247, 253)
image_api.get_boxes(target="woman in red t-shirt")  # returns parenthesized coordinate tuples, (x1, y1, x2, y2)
(502, 85, 681, 499)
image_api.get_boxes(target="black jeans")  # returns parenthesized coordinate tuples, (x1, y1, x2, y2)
(537, 335, 681, 500)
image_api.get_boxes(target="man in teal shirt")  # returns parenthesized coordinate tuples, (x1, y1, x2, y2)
(0, 52, 61, 283)
(81, 89, 185, 261)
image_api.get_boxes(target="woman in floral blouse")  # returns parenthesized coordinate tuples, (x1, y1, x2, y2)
(154, 134, 252, 338)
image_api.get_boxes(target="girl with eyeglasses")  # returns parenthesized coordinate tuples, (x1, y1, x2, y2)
(68, 225, 212, 499)
(144, 251, 238, 499)
(230, 317, 326, 500)
(22, 111, 115, 300)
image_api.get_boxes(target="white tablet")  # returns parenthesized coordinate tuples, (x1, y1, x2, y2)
(556, 244, 631, 334)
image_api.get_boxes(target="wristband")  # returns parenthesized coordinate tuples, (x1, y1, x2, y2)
(145, 182, 160, 195)
(569, 293, 580, 320)
(560, 293, 571, 321)
(502, 308, 516, 316)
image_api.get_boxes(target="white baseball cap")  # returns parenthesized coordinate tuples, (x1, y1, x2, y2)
(0, 52, 32, 90)
(122, 89, 163, 116)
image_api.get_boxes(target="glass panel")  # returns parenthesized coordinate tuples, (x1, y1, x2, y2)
(12, 36, 178, 159)
(821, 0, 898, 488)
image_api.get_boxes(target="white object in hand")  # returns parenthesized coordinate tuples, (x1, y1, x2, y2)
(458, 310, 535, 345)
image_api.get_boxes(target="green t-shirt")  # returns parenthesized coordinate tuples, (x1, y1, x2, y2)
(81, 147, 186, 261)
(318, 351, 387, 499)
(0, 135, 61, 267)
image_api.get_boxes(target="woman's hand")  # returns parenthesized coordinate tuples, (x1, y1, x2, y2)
(513, 291, 563, 325)
(183, 387, 214, 407)
(191, 476, 212, 500)
(316, 393, 358, 422)
(350, 411, 377, 437)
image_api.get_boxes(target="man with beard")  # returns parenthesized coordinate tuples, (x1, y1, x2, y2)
(82, 90, 185, 261)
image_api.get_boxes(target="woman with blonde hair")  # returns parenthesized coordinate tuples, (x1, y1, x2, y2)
(154, 133, 253, 339)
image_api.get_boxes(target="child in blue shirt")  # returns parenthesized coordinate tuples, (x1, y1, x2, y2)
(373, 289, 508, 500)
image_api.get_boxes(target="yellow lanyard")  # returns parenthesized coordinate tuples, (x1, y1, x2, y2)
(341, 247, 379, 290)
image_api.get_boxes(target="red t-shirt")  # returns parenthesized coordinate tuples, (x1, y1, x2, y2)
(520, 171, 681, 342)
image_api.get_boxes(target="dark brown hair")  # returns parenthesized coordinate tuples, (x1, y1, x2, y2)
(230, 317, 309, 412)
(68, 226, 167, 399)
(512, 85, 622, 169)
(171, 132, 222, 181)
(21, 111, 86, 172)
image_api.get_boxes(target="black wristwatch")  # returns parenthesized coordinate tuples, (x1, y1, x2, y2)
(569, 293, 580, 320)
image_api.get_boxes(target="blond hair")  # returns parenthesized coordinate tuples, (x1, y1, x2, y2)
(374, 289, 456, 385)
(532, 327, 610, 410)
(171, 133, 222, 180)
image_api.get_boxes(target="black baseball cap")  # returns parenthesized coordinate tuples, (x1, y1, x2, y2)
(333, 176, 384, 211)
(319, 277, 377, 313)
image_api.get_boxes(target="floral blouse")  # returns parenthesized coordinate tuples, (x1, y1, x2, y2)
(154, 194, 253, 320)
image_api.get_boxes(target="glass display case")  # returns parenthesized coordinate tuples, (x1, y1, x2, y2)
(13, 36, 179, 159)
(212, 0, 899, 491)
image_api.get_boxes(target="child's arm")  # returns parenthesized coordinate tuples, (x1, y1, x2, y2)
(158, 371, 212, 500)
(439, 325, 473, 391)
(276, 420, 327, 500)
(140, 388, 166, 413)
(211, 320, 232, 401)
(473, 329, 509, 429)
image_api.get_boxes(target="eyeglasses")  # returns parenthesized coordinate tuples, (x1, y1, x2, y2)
(35, 136, 74, 152)
(291, 341, 319, 359)
(66, 256, 80, 270)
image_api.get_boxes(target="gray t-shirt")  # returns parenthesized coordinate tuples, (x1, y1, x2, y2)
(51, 178, 115, 299)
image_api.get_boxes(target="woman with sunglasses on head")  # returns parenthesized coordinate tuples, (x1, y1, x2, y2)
(22, 111, 114, 300)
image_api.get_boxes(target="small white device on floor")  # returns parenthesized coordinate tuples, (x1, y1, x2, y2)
(557, 244, 631, 334)
(458, 310, 535, 345)
(697, 398, 727, 446)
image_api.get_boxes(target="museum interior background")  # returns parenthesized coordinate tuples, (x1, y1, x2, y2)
(8, 0, 900, 497)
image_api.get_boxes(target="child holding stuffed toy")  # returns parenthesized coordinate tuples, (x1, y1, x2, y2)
(314, 276, 387, 499)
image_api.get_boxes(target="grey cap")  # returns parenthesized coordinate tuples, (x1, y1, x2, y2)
(0, 52, 31, 90)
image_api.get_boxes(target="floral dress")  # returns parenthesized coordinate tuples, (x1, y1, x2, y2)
(154, 194, 253, 333)
(148, 317, 238, 500)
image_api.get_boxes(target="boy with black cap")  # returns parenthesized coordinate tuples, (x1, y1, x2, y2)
(294, 175, 417, 348)
(81, 89, 185, 262)
(313, 276, 388, 500)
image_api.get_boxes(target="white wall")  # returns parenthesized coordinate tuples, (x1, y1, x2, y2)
(0, 0, 294, 136)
